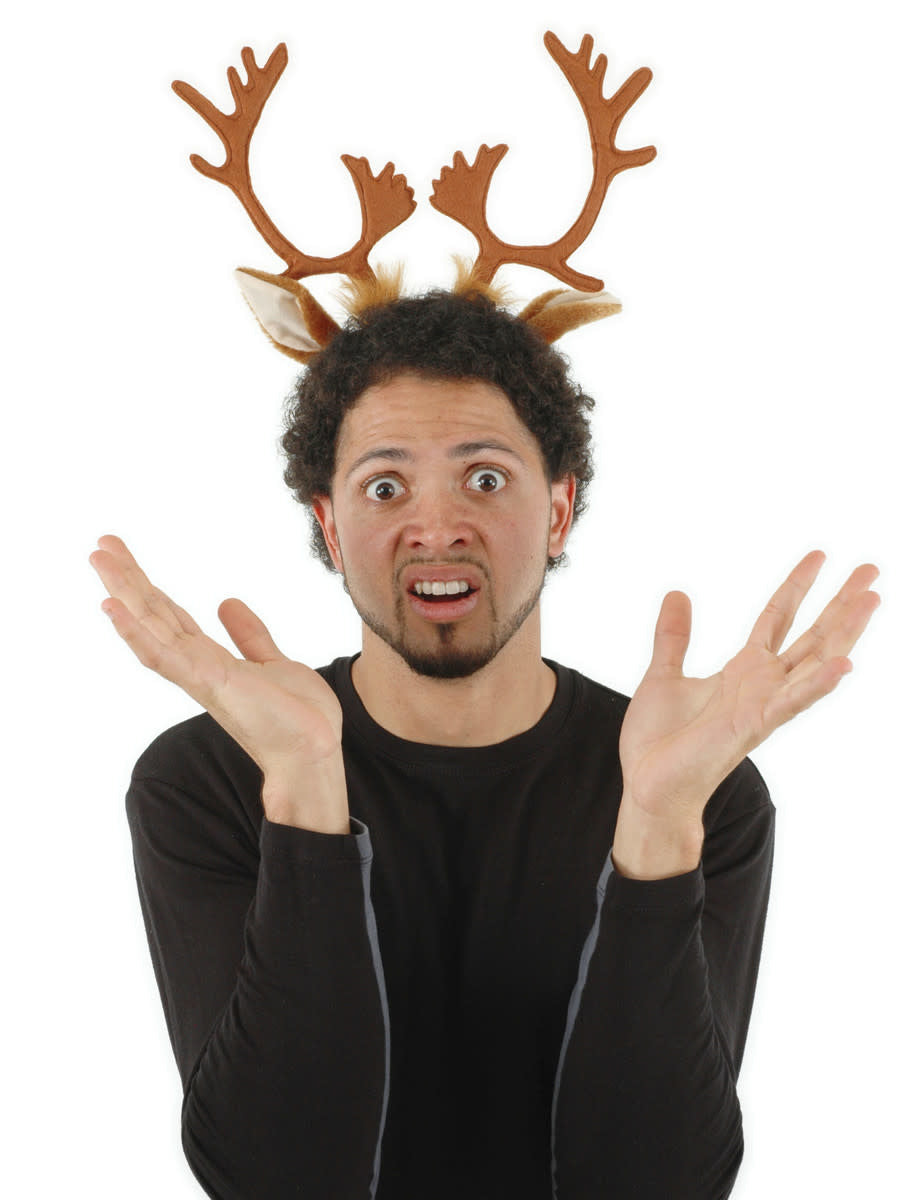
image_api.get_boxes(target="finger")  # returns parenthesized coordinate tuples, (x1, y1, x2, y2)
(100, 595, 217, 697)
(777, 564, 878, 676)
(90, 537, 201, 640)
(92, 549, 198, 639)
(762, 653, 853, 734)
(647, 590, 692, 676)
(217, 598, 288, 664)
(95, 533, 152, 580)
(747, 550, 826, 654)
(782, 586, 881, 687)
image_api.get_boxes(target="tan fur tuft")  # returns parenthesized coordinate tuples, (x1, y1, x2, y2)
(336, 261, 407, 318)
(450, 255, 517, 309)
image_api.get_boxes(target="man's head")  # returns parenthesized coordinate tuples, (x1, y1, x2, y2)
(281, 289, 595, 564)
(278, 289, 596, 677)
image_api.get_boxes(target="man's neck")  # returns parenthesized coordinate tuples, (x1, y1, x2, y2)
(349, 616, 557, 747)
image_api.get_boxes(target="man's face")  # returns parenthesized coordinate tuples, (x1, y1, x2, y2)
(312, 372, 575, 679)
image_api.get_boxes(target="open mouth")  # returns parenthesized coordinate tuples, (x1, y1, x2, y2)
(409, 586, 479, 603)
(406, 583, 481, 620)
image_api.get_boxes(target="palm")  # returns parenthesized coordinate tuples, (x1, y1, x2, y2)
(90, 535, 343, 776)
(619, 552, 881, 822)
(621, 645, 786, 821)
(212, 650, 343, 767)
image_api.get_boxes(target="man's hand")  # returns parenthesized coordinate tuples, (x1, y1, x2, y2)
(618, 550, 881, 830)
(90, 534, 349, 831)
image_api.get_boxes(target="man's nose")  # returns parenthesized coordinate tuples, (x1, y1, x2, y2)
(402, 489, 474, 552)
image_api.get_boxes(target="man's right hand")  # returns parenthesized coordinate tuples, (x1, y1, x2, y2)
(90, 534, 349, 832)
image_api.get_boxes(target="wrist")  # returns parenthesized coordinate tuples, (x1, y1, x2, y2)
(262, 752, 350, 834)
(612, 796, 704, 881)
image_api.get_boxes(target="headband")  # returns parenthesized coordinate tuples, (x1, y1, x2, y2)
(172, 30, 656, 363)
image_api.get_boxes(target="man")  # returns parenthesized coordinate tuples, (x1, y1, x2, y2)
(90, 288, 879, 1199)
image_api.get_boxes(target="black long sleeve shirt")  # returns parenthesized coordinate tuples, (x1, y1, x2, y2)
(125, 653, 775, 1199)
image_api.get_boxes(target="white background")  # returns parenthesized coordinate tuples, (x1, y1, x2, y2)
(4, 0, 918, 1195)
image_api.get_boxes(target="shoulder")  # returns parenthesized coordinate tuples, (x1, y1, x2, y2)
(129, 656, 344, 792)
(570, 665, 632, 717)
(550, 659, 631, 721)
(130, 710, 260, 797)
(126, 711, 265, 866)
(126, 657, 346, 839)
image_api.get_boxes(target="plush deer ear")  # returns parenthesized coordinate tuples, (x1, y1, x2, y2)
(234, 269, 341, 363)
(518, 287, 622, 344)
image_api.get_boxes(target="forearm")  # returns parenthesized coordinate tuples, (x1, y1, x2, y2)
(551, 850, 743, 1199)
(181, 816, 388, 1198)
(551, 773, 775, 1199)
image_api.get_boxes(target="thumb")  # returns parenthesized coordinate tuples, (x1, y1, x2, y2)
(649, 590, 692, 676)
(217, 598, 287, 663)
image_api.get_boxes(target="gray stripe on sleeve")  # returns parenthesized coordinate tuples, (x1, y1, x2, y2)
(549, 849, 615, 1199)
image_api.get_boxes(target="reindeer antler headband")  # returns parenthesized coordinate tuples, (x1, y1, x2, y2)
(172, 31, 656, 363)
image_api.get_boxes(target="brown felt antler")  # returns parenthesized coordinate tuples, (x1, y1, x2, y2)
(431, 32, 655, 291)
(431, 32, 656, 342)
(172, 43, 417, 361)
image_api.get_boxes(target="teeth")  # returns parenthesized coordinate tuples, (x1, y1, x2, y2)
(413, 580, 471, 595)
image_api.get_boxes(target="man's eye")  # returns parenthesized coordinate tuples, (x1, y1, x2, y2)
(470, 465, 509, 489)
(363, 476, 405, 501)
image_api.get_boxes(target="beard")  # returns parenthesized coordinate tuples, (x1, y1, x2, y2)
(341, 563, 547, 680)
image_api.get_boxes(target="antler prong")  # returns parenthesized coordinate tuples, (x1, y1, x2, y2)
(429, 144, 509, 281)
(226, 65, 245, 109)
(172, 82, 228, 173)
(341, 155, 417, 271)
(188, 152, 223, 183)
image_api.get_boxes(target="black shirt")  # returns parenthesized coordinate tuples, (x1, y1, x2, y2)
(125, 654, 775, 1199)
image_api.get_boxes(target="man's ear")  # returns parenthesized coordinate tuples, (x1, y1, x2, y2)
(311, 495, 344, 573)
(548, 474, 577, 559)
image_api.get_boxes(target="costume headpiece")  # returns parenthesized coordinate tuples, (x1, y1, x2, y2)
(172, 30, 656, 363)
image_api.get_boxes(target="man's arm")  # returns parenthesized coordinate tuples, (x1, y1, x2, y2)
(126, 724, 390, 1200)
(550, 759, 775, 1200)
(548, 551, 874, 1194)
(93, 536, 392, 1194)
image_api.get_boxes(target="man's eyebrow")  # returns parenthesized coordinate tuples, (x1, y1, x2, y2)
(345, 441, 526, 480)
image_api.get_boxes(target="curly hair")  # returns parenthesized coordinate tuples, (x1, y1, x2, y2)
(278, 287, 595, 573)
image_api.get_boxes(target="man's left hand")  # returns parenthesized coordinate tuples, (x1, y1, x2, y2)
(618, 550, 881, 828)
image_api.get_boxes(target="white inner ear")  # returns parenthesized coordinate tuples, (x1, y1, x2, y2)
(234, 270, 323, 353)
(542, 288, 621, 310)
